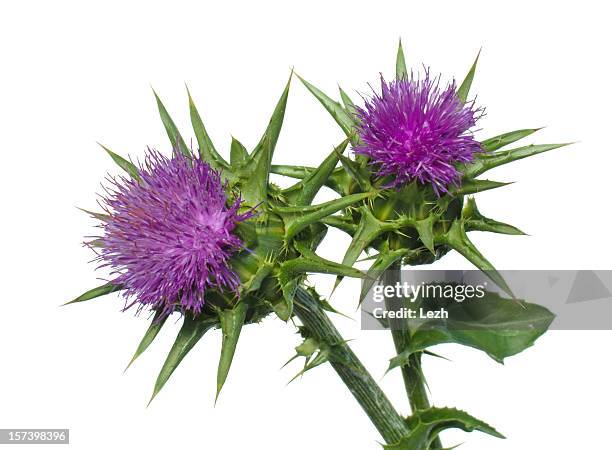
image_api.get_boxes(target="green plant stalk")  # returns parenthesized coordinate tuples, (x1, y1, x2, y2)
(383, 262, 442, 449)
(293, 286, 409, 444)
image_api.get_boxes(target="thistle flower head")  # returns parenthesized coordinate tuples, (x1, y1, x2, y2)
(97, 149, 253, 317)
(354, 72, 483, 194)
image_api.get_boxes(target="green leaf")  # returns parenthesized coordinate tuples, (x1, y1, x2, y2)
(280, 254, 366, 281)
(443, 220, 513, 297)
(276, 276, 298, 321)
(286, 139, 349, 206)
(396, 39, 408, 79)
(321, 215, 358, 236)
(481, 128, 542, 152)
(387, 287, 554, 368)
(187, 87, 228, 170)
(241, 74, 292, 205)
(334, 207, 396, 290)
(241, 260, 274, 294)
(384, 407, 504, 450)
(277, 192, 372, 240)
(339, 86, 356, 114)
(268, 294, 294, 322)
(98, 143, 141, 180)
(298, 74, 356, 137)
(216, 302, 248, 401)
(64, 283, 123, 305)
(456, 49, 481, 104)
(240, 140, 271, 207)
(465, 143, 572, 178)
(153, 89, 191, 157)
(454, 179, 512, 196)
(414, 215, 436, 254)
(125, 310, 168, 370)
(149, 315, 217, 404)
(341, 208, 394, 270)
(250, 72, 292, 167)
(295, 337, 319, 357)
(287, 348, 330, 384)
(271, 164, 348, 195)
(463, 198, 526, 235)
(338, 153, 371, 191)
(276, 250, 365, 321)
(230, 137, 249, 166)
(271, 164, 313, 179)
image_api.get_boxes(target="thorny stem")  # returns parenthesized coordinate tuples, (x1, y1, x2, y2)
(293, 286, 410, 444)
(383, 261, 442, 449)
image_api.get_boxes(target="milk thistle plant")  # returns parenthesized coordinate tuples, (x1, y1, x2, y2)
(70, 41, 566, 449)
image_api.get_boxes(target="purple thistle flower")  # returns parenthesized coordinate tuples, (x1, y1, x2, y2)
(354, 72, 483, 194)
(96, 149, 253, 317)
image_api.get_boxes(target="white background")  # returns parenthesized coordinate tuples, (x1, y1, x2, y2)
(1, 1, 610, 449)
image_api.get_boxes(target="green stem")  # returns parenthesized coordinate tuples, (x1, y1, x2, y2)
(383, 262, 442, 449)
(293, 286, 409, 444)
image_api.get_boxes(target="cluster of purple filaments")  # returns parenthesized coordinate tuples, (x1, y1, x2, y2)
(97, 149, 252, 317)
(354, 72, 483, 195)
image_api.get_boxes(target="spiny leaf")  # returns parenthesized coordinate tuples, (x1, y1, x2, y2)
(240, 139, 270, 206)
(481, 128, 542, 152)
(243, 74, 292, 205)
(334, 208, 396, 291)
(278, 192, 373, 240)
(396, 39, 408, 79)
(339, 86, 356, 114)
(268, 293, 294, 322)
(383, 407, 504, 450)
(271, 164, 348, 195)
(286, 139, 349, 206)
(295, 337, 319, 357)
(276, 277, 298, 321)
(456, 49, 481, 103)
(149, 315, 217, 404)
(319, 298, 352, 319)
(321, 215, 358, 236)
(287, 349, 330, 384)
(454, 179, 512, 195)
(414, 215, 436, 254)
(64, 283, 123, 305)
(280, 254, 366, 281)
(98, 143, 140, 181)
(250, 72, 292, 166)
(125, 310, 167, 371)
(463, 198, 526, 235)
(341, 208, 394, 270)
(338, 152, 371, 191)
(465, 143, 572, 178)
(187, 87, 228, 171)
(153, 89, 190, 157)
(443, 220, 513, 297)
(270, 164, 313, 179)
(298, 74, 356, 137)
(241, 260, 274, 294)
(229, 137, 249, 167)
(216, 302, 248, 401)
